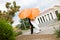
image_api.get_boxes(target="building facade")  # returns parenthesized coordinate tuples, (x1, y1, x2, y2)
(35, 5, 60, 27)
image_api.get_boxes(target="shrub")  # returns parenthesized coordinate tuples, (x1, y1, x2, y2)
(14, 29, 22, 36)
(0, 19, 15, 40)
(57, 13, 60, 20)
(17, 18, 30, 30)
(54, 27, 60, 38)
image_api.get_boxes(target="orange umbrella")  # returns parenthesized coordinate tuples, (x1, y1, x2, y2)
(19, 9, 31, 19)
(19, 8, 40, 19)
(28, 8, 40, 19)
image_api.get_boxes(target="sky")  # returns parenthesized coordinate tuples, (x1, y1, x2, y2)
(0, 0, 60, 27)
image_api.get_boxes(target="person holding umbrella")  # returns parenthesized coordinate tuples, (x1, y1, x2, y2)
(19, 8, 41, 34)
(28, 17, 41, 34)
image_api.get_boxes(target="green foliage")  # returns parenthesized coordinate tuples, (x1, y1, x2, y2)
(55, 11, 60, 20)
(54, 27, 60, 38)
(57, 13, 60, 20)
(6, 2, 11, 8)
(17, 18, 30, 30)
(0, 1, 20, 24)
(0, 19, 15, 40)
(14, 30, 22, 36)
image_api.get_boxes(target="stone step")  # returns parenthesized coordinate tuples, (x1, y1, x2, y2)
(16, 34, 60, 40)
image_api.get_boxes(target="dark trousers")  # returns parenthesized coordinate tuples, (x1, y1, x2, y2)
(28, 18, 33, 34)
(31, 26, 33, 34)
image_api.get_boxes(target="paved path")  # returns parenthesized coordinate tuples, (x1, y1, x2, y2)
(16, 34, 60, 40)
(22, 25, 59, 35)
(22, 21, 60, 35)
(16, 21, 60, 40)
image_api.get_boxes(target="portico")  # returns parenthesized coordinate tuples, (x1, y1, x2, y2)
(35, 5, 60, 27)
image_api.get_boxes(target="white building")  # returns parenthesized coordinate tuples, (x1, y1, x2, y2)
(35, 5, 60, 27)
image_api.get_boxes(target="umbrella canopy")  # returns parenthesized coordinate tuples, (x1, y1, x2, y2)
(19, 9, 31, 19)
(28, 8, 40, 19)
(19, 8, 40, 19)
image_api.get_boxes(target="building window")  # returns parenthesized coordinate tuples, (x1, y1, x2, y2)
(50, 13, 53, 19)
(47, 14, 50, 20)
(42, 16, 45, 22)
(38, 18, 40, 23)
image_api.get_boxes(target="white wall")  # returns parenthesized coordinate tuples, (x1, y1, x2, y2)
(35, 8, 57, 25)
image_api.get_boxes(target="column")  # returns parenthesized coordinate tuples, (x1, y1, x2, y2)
(47, 14, 50, 21)
(45, 14, 49, 21)
(42, 16, 45, 22)
(50, 13, 53, 20)
(49, 13, 52, 20)
(35, 18, 40, 24)
(44, 15, 48, 22)
(40, 17, 43, 23)
(37, 18, 40, 24)
(39, 17, 42, 24)
(52, 12, 56, 19)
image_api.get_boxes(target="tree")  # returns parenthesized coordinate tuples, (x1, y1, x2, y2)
(6, 1, 20, 17)
(0, 1, 20, 24)
(17, 18, 30, 30)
